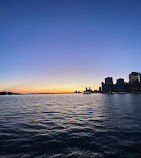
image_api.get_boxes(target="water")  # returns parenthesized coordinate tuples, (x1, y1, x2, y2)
(0, 94, 141, 158)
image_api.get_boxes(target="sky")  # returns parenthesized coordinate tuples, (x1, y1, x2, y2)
(0, 0, 141, 93)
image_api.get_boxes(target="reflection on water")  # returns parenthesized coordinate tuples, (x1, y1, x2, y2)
(0, 94, 141, 158)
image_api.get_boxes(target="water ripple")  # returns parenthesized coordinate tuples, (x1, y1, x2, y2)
(0, 94, 141, 158)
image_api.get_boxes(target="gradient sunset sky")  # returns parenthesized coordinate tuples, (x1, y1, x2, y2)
(1, 0, 141, 93)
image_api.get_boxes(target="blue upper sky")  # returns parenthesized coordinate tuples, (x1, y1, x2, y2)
(0, 0, 141, 93)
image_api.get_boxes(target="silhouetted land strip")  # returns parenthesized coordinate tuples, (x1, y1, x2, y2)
(0, 92, 21, 95)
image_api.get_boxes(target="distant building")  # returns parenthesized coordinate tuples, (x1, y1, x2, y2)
(124, 82, 130, 93)
(99, 87, 102, 93)
(88, 87, 92, 92)
(105, 77, 113, 85)
(84, 87, 92, 93)
(101, 82, 105, 93)
(104, 77, 114, 93)
(99, 72, 141, 94)
(101, 77, 114, 93)
(129, 72, 141, 84)
(129, 72, 141, 93)
(116, 78, 125, 93)
(139, 73, 141, 82)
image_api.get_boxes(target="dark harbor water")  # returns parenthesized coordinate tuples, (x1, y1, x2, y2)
(0, 94, 141, 158)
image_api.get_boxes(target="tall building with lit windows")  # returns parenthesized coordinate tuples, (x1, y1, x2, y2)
(129, 72, 141, 93)
(129, 72, 141, 84)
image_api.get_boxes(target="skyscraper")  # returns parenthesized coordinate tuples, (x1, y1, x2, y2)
(104, 77, 114, 93)
(99, 87, 102, 93)
(105, 77, 113, 85)
(129, 72, 140, 84)
(116, 78, 125, 93)
(129, 72, 141, 93)
(101, 82, 105, 93)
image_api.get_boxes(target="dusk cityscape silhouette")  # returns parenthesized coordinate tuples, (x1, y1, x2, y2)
(0, 0, 141, 158)
(75, 72, 141, 94)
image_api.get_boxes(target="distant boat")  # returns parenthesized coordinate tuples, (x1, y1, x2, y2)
(83, 91, 91, 94)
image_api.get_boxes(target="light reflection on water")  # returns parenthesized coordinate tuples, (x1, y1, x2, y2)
(0, 94, 141, 158)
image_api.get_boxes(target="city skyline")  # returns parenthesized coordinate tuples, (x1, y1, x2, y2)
(1, 0, 141, 93)
(1, 71, 141, 94)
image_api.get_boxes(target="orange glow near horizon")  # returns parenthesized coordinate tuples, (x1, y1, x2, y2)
(1, 86, 100, 94)
(0, 78, 100, 94)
